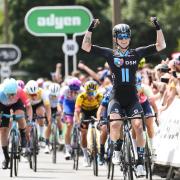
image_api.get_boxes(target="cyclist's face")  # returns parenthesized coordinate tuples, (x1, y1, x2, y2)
(116, 38, 130, 49)
(7, 93, 16, 99)
(87, 91, 96, 99)
(29, 93, 37, 100)
(50, 95, 58, 99)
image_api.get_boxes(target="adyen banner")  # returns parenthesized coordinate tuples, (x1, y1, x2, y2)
(25, 6, 93, 36)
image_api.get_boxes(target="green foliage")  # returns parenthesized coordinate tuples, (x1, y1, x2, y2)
(5, 0, 180, 79)
(121, 0, 180, 62)
(8, 0, 111, 79)
(0, 9, 3, 43)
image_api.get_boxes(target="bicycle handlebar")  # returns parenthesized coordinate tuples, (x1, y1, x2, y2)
(51, 112, 61, 119)
(0, 113, 25, 120)
(81, 116, 98, 123)
(109, 113, 159, 130)
(33, 114, 46, 121)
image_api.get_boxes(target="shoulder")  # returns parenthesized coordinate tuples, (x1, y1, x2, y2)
(96, 92, 103, 99)
(91, 45, 113, 56)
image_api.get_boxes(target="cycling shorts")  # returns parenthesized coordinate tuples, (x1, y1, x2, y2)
(107, 98, 143, 119)
(61, 113, 74, 124)
(141, 99, 153, 116)
(32, 101, 44, 114)
(80, 108, 98, 129)
(0, 99, 25, 128)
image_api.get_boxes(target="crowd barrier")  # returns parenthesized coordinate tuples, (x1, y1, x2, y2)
(153, 97, 180, 168)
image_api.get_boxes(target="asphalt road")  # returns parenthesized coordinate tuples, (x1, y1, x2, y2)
(0, 146, 167, 180)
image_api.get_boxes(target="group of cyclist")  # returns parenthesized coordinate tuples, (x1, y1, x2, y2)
(1, 16, 180, 178)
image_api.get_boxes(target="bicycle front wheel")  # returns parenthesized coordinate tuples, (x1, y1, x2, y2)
(72, 127, 80, 170)
(106, 140, 114, 180)
(9, 131, 16, 177)
(92, 130, 98, 176)
(14, 133, 20, 176)
(123, 133, 134, 180)
(145, 142, 153, 180)
(52, 124, 58, 164)
(32, 126, 38, 172)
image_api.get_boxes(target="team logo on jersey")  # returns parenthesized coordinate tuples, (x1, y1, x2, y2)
(114, 58, 124, 67)
(134, 109, 139, 114)
(114, 108, 119, 113)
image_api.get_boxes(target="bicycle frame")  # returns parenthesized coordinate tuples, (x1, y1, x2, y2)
(71, 123, 81, 170)
(83, 117, 99, 176)
(51, 112, 61, 164)
(0, 113, 24, 177)
(109, 113, 144, 180)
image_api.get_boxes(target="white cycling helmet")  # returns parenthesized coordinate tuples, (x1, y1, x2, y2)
(25, 80, 39, 94)
(49, 83, 60, 96)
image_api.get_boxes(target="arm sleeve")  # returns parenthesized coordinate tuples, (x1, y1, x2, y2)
(75, 94, 84, 109)
(90, 45, 113, 59)
(19, 89, 31, 107)
(42, 90, 50, 106)
(135, 44, 157, 59)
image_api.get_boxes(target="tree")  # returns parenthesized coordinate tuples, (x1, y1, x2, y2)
(121, 0, 180, 61)
(8, 0, 111, 80)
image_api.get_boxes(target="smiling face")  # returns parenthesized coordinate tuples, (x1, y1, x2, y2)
(116, 38, 131, 50)
(113, 32, 131, 52)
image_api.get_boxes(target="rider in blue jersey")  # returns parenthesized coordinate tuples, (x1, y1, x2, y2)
(97, 86, 112, 165)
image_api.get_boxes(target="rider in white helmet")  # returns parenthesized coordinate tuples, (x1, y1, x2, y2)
(48, 83, 63, 144)
(25, 80, 51, 153)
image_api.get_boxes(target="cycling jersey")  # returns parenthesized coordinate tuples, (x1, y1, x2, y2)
(75, 92, 103, 111)
(48, 94, 60, 108)
(90, 44, 157, 106)
(25, 88, 50, 106)
(0, 87, 30, 107)
(101, 86, 112, 118)
(137, 84, 153, 104)
(59, 86, 84, 115)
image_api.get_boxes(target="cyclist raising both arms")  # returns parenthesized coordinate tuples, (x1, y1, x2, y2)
(81, 17, 166, 176)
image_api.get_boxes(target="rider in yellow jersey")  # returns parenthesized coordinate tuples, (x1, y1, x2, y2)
(25, 80, 51, 152)
(74, 80, 103, 167)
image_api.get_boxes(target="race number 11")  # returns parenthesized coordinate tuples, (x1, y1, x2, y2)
(121, 68, 129, 82)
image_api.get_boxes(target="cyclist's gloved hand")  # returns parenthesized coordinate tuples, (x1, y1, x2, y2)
(96, 121, 101, 130)
(150, 17, 161, 30)
(88, 19, 100, 32)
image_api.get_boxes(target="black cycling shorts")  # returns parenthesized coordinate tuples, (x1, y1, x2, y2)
(32, 101, 44, 114)
(0, 99, 25, 128)
(107, 98, 143, 119)
(80, 108, 98, 129)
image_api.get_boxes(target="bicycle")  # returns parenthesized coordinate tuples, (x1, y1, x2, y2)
(28, 114, 44, 172)
(142, 113, 159, 180)
(109, 113, 144, 180)
(82, 116, 99, 176)
(106, 134, 114, 180)
(0, 113, 24, 177)
(71, 123, 81, 170)
(51, 112, 61, 164)
(109, 112, 158, 180)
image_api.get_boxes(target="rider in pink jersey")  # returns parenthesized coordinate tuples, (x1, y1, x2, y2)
(0, 78, 32, 169)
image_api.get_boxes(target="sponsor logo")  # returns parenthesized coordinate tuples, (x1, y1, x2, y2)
(125, 60, 137, 66)
(134, 109, 138, 114)
(114, 58, 124, 67)
(114, 108, 119, 113)
(37, 14, 81, 29)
